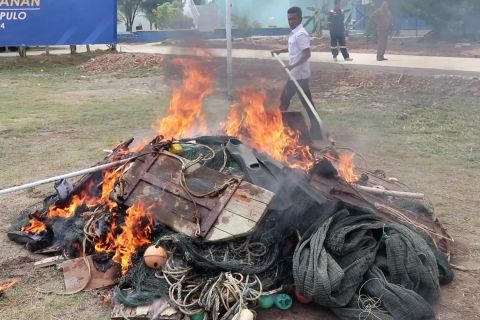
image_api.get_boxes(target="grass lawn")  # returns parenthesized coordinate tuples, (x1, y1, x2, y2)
(0, 53, 479, 319)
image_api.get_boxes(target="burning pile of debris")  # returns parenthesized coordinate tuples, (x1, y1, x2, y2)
(4, 57, 453, 320)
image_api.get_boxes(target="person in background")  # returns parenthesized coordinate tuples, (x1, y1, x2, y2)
(271, 7, 322, 140)
(328, 0, 353, 62)
(370, 0, 393, 61)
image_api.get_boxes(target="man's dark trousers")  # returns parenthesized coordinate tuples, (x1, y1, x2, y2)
(280, 79, 322, 139)
(330, 32, 350, 59)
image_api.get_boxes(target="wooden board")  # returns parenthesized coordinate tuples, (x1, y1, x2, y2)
(205, 181, 274, 242)
(60, 255, 119, 291)
(119, 150, 275, 242)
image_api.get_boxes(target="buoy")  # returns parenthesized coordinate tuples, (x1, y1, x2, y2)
(274, 293, 293, 310)
(169, 143, 183, 154)
(143, 245, 168, 269)
(191, 311, 205, 320)
(258, 295, 275, 309)
(294, 287, 311, 304)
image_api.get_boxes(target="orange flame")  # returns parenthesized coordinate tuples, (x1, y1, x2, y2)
(94, 213, 118, 254)
(21, 218, 46, 234)
(338, 153, 359, 183)
(101, 170, 122, 211)
(113, 203, 153, 275)
(154, 58, 214, 139)
(0, 279, 18, 292)
(224, 88, 314, 170)
(96, 203, 153, 275)
(46, 169, 123, 219)
(47, 180, 98, 219)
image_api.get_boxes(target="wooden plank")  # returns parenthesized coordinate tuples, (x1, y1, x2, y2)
(223, 194, 267, 222)
(205, 209, 258, 242)
(205, 228, 232, 242)
(236, 181, 275, 204)
(60, 255, 119, 291)
(34, 255, 65, 268)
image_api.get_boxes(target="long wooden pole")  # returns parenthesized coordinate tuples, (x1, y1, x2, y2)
(0, 157, 135, 196)
(273, 53, 323, 130)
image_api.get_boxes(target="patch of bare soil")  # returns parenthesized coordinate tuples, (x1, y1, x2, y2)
(227, 57, 480, 97)
(80, 53, 164, 73)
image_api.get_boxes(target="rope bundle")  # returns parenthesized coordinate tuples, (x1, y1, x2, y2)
(157, 256, 263, 320)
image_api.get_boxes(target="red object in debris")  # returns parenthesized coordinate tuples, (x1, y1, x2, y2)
(294, 287, 311, 304)
(282, 239, 296, 255)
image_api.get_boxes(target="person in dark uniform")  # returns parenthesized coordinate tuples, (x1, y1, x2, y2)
(328, 0, 353, 62)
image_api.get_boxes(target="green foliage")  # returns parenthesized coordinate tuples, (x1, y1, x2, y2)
(140, 0, 169, 29)
(153, 0, 193, 29)
(232, 15, 261, 38)
(303, 4, 329, 36)
(118, 0, 144, 32)
(388, 0, 479, 39)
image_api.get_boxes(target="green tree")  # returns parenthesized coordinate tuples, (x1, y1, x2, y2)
(118, 0, 144, 32)
(140, 0, 169, 29)
(153, 0, 193, 29)
(388, 0, 479, 39)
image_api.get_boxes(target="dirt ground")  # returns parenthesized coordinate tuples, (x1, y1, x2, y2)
(0, 53, 479, 319)
(165, 36, 480, 58)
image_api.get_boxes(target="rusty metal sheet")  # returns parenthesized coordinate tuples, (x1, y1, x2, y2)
(60, 255, 118, 291)
(118, 149, 242, 238)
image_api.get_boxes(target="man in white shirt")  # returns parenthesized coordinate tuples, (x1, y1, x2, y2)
(271, 6, 322, 140)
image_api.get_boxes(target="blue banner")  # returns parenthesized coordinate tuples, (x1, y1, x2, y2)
(0, 0, 117, 46)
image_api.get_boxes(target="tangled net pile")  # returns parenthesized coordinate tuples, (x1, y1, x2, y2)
(8, 137, 454, 320)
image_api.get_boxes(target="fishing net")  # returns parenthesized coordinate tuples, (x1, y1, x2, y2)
(113, 259, 170, 307)
(293, 204, 451, 320)
(5, 136, 454, 319)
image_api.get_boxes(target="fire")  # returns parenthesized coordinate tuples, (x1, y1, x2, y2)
(46, 169, 122, 219)
(47, 181, 98, 219)
(0, 279, 18, 292)
(101, 170, 122, 211)
(154, 58, 214, 139)
(338, 153, 359, 183)
(224, 88, 314, 170)
(94, 215, 117, 254)
(96, 203, 153, 275)
(21, 218, 47, 234)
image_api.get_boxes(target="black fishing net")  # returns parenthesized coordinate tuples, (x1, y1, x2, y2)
(113, 259, 170, 307)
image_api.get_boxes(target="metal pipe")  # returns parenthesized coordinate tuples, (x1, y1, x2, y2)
(354, 185, 424, 199)
(226, 0, 233, 98)
(273, 53, 323, 131)
(0, 157, 135, 196)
